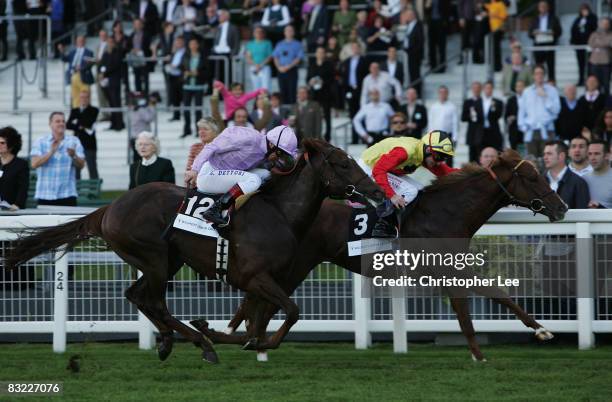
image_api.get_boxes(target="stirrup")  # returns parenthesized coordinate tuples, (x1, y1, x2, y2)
(371, 220, 398, 239)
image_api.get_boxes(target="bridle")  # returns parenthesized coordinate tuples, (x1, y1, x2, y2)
(485, 159, 555, 215)
(304, 147, 370, 200)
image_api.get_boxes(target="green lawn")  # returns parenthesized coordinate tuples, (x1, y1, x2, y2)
(1, 342, 611, 401)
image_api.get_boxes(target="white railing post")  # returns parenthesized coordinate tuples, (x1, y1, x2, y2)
(576, 222, 595, 350)
(53, 245, 68, 353)
(353, 273, 371, 349)
(391, 286, 407, 353)
(137, 271, 155, 350)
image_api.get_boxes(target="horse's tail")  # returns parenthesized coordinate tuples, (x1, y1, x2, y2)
(4, 206, 108, 270)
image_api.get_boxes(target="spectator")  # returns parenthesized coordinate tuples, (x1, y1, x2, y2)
(0, 126, 29, 210)
(304, 0, 328, 55)
(555, 84, 585, 142)
(173, 0, 198, 42)
(360, 62, 402, 109)
(12, 0, 35, 60)
(210, 88, 271, 132)
(200, 5, 220, 54)
(66, 90, 99, 179)
(479, 146, 498, 167)
(578, 75, 606, 130)
(161, 0, 181, 25)
(213, 80, 265, 121)
(339, 28, 366, 62)
(457, 0, 476, 65)
(584, 140, 612, 208)
(127, 18, 153, 96)
(307, 46, 334, 141)
(587, 17, 612, 95)
(365, 0, 388, 28)
(381, 46, 404, 86)
(355, 10, 370, 44)
(181, 38, 208, 137)
(425, 0, 450, 73)
(261, 0, 291, 45)
(462, 81, 485, 162)
(485, 0, 508, 72)
(30, 112, 85, 206)
(543, 140, 589, 209)
(568, 136, 593, 176)
(353, 88, 395, 145)
(95, 30, 110, 122)
(132, 0, 160, 38)
(570, 3, 598, 86)
(389, 112, 409, 137)
(163, 35, 186, 122)
(251, 92, 281, 132)
(129, 92, 156, 161)
(186, 117, 220, 174)
(59, 36, 95, 109)
(112, 22, 131, 99)
(270, 92, 290, 121)
(332, 0, 356, 48)
(99, 36, 125, 131)
(341, 42, 369, 144)
(242, 0, 268, 26)
(395, 9, 424, 95)
(129, 132, 175, 189)
(471, 2, 488, 64)
(212, 9, 241, 84)
(502, 46, 532, 96)
(273, 25, 304, 105)
(403, 87, 427, 138)
(529, 0, 562, 82)
(156, 22, 176, 62)
(428, 85, 459, 154)
(593, 107, 612, 143)
(246, 26, 274, 91)
(505, 79, 525, 150)
(518, 65, 561, 157)
(366, 15, 395, 62)
(291, 86, 323, 141)
(481, 81, 504, 152)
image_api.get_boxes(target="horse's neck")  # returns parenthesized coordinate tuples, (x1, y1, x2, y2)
(273, 163, 325, 235)
(410, 175, 507, 237)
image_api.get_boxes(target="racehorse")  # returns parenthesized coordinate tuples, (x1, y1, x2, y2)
(5, 139, 385, 363)
(190, 149, 569, 361)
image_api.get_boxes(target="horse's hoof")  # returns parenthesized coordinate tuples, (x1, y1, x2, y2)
(535, 327, 554, 341)
(223, 327, 235, 335)
(158, 344, 173, 361)
(256, 351, 269, 362)
(202, 350, 219, 364)
(471, 353, 487, 362)
(242, 338, 258, 351)
(190, 319, 210, 332)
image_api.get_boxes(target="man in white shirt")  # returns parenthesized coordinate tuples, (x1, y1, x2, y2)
(95, 30, 110, 121)
(428, 85, 458, 144)
(584, 140, 612, 208)
(353, 89, 395, 144)
(568, 136, 593, 176)
(360, 62, 402, 109)
(212, 9, 240, 84)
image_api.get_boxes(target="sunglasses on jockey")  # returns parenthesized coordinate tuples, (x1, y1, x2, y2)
(425, 133, 453, 163)
(265, 126, 296, 171)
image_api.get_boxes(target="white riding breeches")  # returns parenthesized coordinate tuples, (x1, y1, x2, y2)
(358, 159, 423, 203)
(196, 162, 271, 194)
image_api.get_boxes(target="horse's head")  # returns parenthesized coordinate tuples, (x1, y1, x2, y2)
(302, 139, 385, 206)
(488, 149, 567, 222)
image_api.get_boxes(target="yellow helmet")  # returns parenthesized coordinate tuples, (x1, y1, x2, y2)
(421, 130, 455, 157)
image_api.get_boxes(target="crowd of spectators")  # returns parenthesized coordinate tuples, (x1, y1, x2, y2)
(0, 0, 611, 212)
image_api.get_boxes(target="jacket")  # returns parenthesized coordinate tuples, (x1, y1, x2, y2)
(545, 168, 590, 209)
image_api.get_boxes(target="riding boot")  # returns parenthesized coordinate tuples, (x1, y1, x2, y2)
(201, 184, 244, 226)
(371, 216, 398, 238)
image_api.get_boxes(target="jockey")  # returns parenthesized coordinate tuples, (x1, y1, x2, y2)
(187, 125, 298, 226)
(360, 130, 458, 238)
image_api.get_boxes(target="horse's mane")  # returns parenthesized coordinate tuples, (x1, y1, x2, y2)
(423, 148, 521, 193)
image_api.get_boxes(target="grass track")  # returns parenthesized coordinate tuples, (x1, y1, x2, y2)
(1, 342, 611, 401)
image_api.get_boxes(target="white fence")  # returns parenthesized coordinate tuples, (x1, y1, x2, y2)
(0, 210, 611, 353)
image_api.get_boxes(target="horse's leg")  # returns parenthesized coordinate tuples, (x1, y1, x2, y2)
(470, 285, 553, 340)
(125, 276, 175, 360)
(446, 289, 486, 362)
(242, 273, 299, 351)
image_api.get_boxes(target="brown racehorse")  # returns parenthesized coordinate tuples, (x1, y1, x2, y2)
(5, 139, 385, 363)
(191, 149, 569, 361)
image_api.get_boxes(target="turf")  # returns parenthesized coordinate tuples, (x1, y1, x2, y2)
(0, 342, 611, 401)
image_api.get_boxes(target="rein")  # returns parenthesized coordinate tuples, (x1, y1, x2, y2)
(485, 159, 554, 214)
(304, 148, 367, 200)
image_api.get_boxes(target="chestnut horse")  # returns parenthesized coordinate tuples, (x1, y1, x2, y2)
(192, 149, 568, 361)
(5, 139, 385, 363)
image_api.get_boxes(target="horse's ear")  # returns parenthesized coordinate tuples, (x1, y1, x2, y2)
(497, 148, 521, 167)
(301, 138, 323, 154)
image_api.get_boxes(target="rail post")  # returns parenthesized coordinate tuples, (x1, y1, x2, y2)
(137, 270, 155, 350)
(353, 274, 372, 349)
(53, 243, 69, 353)
(576, 222, 594, 350)
(391, 287, 407, 353)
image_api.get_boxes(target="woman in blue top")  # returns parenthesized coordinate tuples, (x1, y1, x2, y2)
(181, 38, 208, 138)
(246, 26, 273, 91)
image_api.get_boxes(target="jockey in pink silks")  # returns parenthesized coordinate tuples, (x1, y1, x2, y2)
(186, 125, 298, 226)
